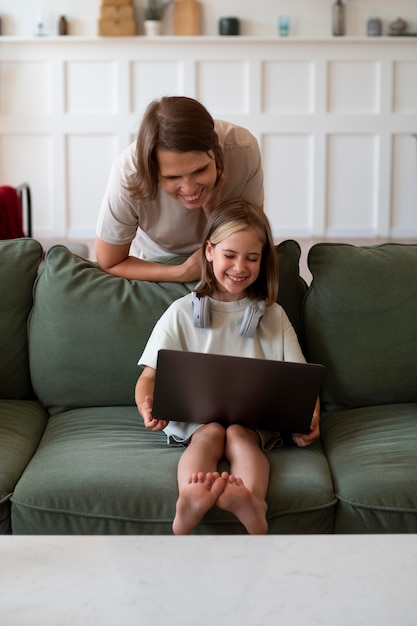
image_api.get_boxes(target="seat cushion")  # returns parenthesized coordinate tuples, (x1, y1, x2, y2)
(321, 403, 417, 532)
(304, 243, 417, 412)
(0, 238, 43, 400)
(11, 407, 335, 534)
(0, 400, 48, 533)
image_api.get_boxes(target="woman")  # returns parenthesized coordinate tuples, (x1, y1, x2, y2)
(95, 96, 264, 282)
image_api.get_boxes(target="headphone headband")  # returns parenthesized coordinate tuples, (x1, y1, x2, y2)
(192, 293, 265, 339)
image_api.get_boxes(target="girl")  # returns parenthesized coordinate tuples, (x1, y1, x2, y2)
(96, 96, 263, 283)
(135, 199, 320, 535)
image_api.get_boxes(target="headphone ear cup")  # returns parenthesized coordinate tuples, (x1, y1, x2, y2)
(239, 302, 265, 338)
(192, 292, 211, 328)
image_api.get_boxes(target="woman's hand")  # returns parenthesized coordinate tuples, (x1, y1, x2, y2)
(96, 237, 200, 283)
(292, 397, 321, 447)
(175, 248, 203, 283)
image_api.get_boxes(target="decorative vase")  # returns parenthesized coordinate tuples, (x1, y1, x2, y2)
(219, 17, 240, 36)
(332, 0, 345, 36)
(144, 20, 161, 36)
(367, 18, 382, 36)
(389, 18, 408, 36)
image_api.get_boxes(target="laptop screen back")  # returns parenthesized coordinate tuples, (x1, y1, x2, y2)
(152, 350, 324, 434)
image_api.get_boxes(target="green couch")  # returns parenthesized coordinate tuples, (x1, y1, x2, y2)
(1, 237, 416, 534)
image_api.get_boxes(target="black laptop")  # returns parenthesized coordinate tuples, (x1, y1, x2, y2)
(152, 349, 324, 434)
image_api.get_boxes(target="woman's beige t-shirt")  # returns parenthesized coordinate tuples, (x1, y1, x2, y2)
(96, 120, 264, 259)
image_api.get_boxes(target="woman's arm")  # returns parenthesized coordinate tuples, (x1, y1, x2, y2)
(95, 237, 202, 282)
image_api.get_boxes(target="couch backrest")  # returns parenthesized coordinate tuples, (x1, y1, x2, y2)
(303, 243, 417, 413)
(29, 241, 307, 413)
(0, 238, 43, 399)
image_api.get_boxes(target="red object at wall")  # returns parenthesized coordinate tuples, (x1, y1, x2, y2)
(0, 184, 32, 239)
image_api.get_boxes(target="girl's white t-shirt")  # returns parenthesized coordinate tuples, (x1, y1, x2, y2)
(138, 293, 306, 444)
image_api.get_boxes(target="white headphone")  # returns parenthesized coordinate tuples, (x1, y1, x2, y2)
(192, 292, 265, 339)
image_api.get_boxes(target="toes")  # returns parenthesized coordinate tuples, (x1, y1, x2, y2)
(229, 474, 242, 485)
(205, 471, 216, 485)
(221, 472, 244, 487)
(210, 475, 227, 498)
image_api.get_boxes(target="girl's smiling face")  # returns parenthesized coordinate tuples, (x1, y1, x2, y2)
(205, 228, 263, 302)
(157, 148, 218, 209)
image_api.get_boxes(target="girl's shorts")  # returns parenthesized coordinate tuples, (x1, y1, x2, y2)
(164, 421, 283, 451)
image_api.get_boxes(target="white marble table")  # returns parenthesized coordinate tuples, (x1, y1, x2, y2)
(1, 535, 416, 625)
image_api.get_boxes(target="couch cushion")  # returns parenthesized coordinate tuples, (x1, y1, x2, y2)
(320, 403, 417, 532)
(29, 247, 193, 413)
(29, 242, 307, 413)
(304, 243, 417, 412)
(0, 238, 43, 400)
(274, 239, 308, 345)
(11, 406, 335, 534)
(0, 399, 48, 533)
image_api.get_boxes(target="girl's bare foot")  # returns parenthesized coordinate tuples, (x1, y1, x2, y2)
(216, 472, 268, 534)
(173, 472, 226, 535)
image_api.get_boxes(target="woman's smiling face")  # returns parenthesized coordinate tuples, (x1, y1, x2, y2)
(156, 148, 218, 209)
(205, 228, 263, 302)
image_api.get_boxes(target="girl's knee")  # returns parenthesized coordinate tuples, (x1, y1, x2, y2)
(194, 422, 226, 445)
(207, 422, 226, 436)
(226, 424, 258, 444)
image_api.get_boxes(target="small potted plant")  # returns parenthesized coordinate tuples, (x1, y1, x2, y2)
(144, 0, 173, 36)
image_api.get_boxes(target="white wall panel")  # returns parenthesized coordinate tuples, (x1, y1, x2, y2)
(263, 134, 314, 236)
(0, 61, 52, 115)
(327, 61, 380, 114)
(327, 134, 378, 235)
(1, 37, 416, 242)
(65, 62, 118, 115)
(131, 61, 184, 113)
(393, 62, 417, 114)
(262, 61, 314, 114)
(66, 135, 119, 238)
(196, 61, 250, 115)
(391, 135, 417, 236)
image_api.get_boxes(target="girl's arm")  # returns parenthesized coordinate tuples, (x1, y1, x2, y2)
(135, 366, 169, 431)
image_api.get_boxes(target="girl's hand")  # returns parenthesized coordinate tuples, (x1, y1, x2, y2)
(139, 395, 169, 432)
(202, 170, 227, 218)
(292, 397, 320, 448)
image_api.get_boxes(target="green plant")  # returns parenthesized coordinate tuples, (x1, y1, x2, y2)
(144, 0, 173, 21)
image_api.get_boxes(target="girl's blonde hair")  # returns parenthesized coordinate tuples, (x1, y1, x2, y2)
(195, 199, 279, 305)
(126, 96, 224, 200)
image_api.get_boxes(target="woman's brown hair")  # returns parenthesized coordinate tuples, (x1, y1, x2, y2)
(126, 96, 224, 200)
(195, 199, 279, 305)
